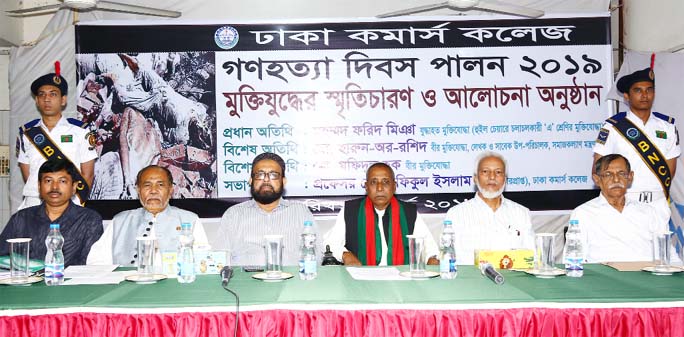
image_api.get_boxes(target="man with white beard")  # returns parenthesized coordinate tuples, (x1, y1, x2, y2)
(444, 152, 535, 264)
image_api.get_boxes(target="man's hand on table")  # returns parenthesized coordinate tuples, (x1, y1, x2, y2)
(342, 251, 362, 266)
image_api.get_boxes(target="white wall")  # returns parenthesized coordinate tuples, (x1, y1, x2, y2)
(623, 0, 684, 52)
(0, 1, 23, 47)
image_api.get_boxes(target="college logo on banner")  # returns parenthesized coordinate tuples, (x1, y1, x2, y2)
(215, 26, 239, 50)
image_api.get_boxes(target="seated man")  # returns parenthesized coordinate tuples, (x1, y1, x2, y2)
(324, 162, 438, 266)
(571, 154, 667, 262)
(216, 152, 319, 266)
(445, 152, 535, 264)
(87, 165, 208, 265)
(0, 158, 103, 267)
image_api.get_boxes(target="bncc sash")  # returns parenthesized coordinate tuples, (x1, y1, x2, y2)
(607, 116, 672, 200)
(23, 126, 90, 205)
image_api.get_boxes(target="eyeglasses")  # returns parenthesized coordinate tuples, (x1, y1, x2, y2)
(598, 171, 630, 180)
(252, 171, 281, 180)
(367, 178, 393, 187)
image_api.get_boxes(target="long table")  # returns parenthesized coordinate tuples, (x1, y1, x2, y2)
(2, 264, 684, 337)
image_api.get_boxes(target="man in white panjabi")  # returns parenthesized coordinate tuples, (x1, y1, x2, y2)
(572, 154, 670, 263)
(445, 152, 535, 265)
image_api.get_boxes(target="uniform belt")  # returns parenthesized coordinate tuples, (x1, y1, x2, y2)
(626, 191, 666, 203)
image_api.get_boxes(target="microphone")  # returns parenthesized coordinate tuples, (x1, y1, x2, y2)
(479, 262, 504, 285)
(321, 245, 342, 266)
(220, 266, 234, 286)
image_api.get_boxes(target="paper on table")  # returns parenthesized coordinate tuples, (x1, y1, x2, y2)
(345, 267, 408, 281)
(602, 261, 653, 271)
(63, 270, 136, 285)
(64, 265, 118, 278)
(61, 265, 128, 285)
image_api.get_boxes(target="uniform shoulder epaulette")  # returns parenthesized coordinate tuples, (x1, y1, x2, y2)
(66, 118, 87, 128)
(606, 111, 627, 123)
(652, 112, 675, 124)
(20, 119, 40, 130)
(17, 119, 39, 155)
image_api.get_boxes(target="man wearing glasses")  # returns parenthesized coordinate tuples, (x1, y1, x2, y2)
(571, 154, 667, 262)
(324, 162, 438, 266)
(593, 67, 680, 224)
(217, 152, 318, 266)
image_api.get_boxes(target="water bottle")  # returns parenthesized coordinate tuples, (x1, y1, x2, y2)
(299, 220, 317, 280)
(439, 220, 457, 279)
(45, 223, 65, 286)
(563, 219, 584, 277)
(177, 222, 196, 283)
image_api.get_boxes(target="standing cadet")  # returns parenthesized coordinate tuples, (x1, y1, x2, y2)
(16, 61, 98, 209)
(593, 65, 680, 223)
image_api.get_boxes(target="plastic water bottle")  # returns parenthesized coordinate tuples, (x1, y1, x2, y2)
(299, 220, 317, 280)
(177, 222, 196, 283)
(439, 220, 458, 279)
(45, 223, 65, 286)
(563, 219, 584, 277)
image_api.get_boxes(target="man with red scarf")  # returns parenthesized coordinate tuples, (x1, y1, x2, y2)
(324, 163, 438, 266)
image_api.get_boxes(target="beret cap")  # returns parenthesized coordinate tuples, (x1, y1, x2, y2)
(616, 67, 654, 94)
(31, 73, 68, 96)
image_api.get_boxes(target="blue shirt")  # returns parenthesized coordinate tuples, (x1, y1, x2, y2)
(0, 203, 103, 267)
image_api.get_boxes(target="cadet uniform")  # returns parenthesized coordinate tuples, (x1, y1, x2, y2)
(17, 66, 98, 209)
(17, 118, 98, 208)
(593, 68, 680, 223)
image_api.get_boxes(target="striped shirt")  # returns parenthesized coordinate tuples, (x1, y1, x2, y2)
(0, 203, 103, 267)
(216, 198, 319, 266)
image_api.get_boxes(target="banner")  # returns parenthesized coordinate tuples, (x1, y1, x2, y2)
(74, 15, 612, 215)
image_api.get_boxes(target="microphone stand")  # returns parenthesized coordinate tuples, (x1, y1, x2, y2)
(220, 267, 240, 337)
